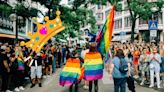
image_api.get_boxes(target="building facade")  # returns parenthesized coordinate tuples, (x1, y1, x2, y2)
(80, 0, 164, 42)
(0, 0, 47, 43)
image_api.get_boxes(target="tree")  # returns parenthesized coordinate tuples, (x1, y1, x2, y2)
(32, 0, 61, 18)
(126, 0, 164, 42)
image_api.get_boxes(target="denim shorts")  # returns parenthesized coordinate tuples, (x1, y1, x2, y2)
(31, 66, 42, 79)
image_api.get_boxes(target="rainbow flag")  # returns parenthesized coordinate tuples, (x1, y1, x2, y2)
(96, 6, 115, 54)
(84, 52, 103, 81)
(17, 57, 25, 71)
(59, 58, 81, 86)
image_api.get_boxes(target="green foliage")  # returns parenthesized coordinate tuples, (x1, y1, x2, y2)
(0, 4, 12, 17)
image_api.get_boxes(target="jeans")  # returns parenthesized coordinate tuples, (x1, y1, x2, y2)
(113, 78, 127, 92)
(89, 80, 98, 92)
(0, 73, 9, 91)
(52, 56, 56, 73)
(13, 70, 24, 88)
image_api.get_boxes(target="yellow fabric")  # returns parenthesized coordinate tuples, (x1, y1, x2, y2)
(63, 67, 81, 74)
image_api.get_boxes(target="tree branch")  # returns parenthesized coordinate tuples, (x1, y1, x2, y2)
(127, 0, 134, 20)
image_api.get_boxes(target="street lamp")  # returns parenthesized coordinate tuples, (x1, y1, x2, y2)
(9, 9, 18, 43)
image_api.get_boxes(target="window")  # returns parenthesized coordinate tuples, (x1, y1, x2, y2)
(139, 18, 148, 25)
(105, 10, 110, 18)
(114, 19, 122, 29)
(154, 12, 163, 24)
(124, 17, 132, 27)
(98, 4, 101, 9)
(96, 13, 103, 21)
(98, 25, 101, 30)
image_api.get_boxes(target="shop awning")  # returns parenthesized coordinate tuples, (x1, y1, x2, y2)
(112, 34, 137, 41)
(112, 36, 120, 41)
(0, 34, 24, 40)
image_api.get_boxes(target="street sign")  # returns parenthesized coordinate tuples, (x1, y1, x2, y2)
(120, 32, 126, 40)
(150, 30, 157, 37)
(148, 21, 158, 30)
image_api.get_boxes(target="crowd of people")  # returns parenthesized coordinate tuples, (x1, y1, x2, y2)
(0, 42, 74, 92)
(0, 41, 164, 92)
(59, 41, 164, 92)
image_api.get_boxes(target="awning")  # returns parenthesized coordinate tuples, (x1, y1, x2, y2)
(112, 34, 137, 41)
(0, 34, 24, 40)
(112, 36, 120, 41)
(121, 34, 137, 41)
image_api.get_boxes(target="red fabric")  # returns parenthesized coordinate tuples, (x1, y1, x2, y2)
(42, 54, 47, 59)
(133, 51, 140, 65)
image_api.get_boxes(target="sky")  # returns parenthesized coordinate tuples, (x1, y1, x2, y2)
(60, 0, 68, 5)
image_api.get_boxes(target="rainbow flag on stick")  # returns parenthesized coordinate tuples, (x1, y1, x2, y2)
(96, 6, 115, 55)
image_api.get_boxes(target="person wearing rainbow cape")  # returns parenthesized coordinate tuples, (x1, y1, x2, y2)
(84, 42, 103, 92)
(59, 50, 83, 92)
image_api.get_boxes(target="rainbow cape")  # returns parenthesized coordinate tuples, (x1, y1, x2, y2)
(96, 6, 115, 54)
(59, 58, 81, 86)
(84, 52, 103, 81)
(17, 57, 25, 71)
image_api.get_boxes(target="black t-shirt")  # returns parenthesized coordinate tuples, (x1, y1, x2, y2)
(31, 56, 42, 66)
(0, 52, 8, 73)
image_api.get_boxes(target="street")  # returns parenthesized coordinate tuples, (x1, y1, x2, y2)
(23, 69, 164, 92)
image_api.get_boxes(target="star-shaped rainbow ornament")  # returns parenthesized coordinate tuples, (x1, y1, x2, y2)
(21, 9, 65, 53)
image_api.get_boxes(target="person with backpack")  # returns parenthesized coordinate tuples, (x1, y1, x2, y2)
(109, 49, 130, 92)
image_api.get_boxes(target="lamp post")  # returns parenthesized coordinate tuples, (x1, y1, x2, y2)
(10, 9, 18, 43)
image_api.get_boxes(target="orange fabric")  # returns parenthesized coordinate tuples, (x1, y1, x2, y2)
(65, 62, 80, 68)
(78, 67, 84, 80)
(133, 50, 140, 65)
(85, 52, 101, 59)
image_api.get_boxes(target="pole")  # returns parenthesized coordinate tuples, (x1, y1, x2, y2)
(15, 9, 18, 44)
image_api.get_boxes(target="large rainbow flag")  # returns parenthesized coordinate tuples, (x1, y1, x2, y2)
(84, 52, 103, 81)
(59, 58, 81, 86)
(96, 6, 115, 54)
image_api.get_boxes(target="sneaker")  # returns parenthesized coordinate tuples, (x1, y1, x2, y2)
(47, 75, 50, 78)
(83, 85, 89, 89)
(86, 86, 89, 89)
(39, 83, 42, 87)
(43, 75, 46, 79)
(157, 86, 161, 89)
(140, 82, 144, 86)
(30, 84, 35, 88)
(134, 75, 139, 79)
(14, 88, 20, 92)
(19, 86, 25, 91)
(6, 90, 13, 92)
(149, 85, 154, 88)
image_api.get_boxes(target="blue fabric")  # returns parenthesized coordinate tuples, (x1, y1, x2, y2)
(112, 57, 128, 78)
(85, 69, 103, 76)
(52, 56, 56, 73)
(60, 76, 77, 82)
(160, 57, 164, 73)
(88, 32, 96, 42)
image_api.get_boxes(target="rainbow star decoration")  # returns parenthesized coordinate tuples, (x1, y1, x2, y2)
(21, 9, 65, 53)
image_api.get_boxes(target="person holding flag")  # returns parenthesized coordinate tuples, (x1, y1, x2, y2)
(83, 42, 103, 92)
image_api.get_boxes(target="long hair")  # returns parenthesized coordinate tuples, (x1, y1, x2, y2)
(89, 43, 97, 52)
(115, 49, 125, 58)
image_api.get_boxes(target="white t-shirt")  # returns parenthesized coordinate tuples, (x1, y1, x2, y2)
(81, 49, 89, 59)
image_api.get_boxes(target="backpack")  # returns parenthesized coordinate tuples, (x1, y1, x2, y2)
(119, 58, 128, 74)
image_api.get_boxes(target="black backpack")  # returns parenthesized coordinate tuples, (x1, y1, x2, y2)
(119, 57, 128, 74)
